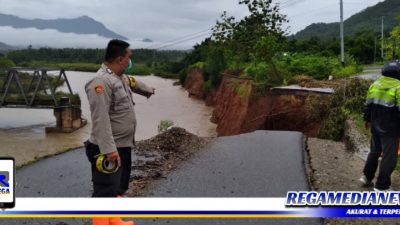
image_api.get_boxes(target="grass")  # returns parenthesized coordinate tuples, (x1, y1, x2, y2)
(227, 79, 251, 101)
(362, 62, 385, 67)
(397, 160, 400, 172)
(26, 61, 100, 72)
(154, 71, 179, 79)
(351, 113, 400, 172)
(24, 61, 180, 78)
(56, 62, 157, 76)
(56, 63, 100, 72)
(158, 120, 174, 133)
(128, 64, 180, 78)
(332, 65, 363, 78)
(127, 63, 153, 75)
(16, 145, 83, 169)
(350, 113, 371, 140)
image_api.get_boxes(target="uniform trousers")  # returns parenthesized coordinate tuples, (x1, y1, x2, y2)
(85, 140, 132, 197)
(363, 134, 399, 190)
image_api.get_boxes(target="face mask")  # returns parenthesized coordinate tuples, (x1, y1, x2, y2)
(124, 59, 133, 74)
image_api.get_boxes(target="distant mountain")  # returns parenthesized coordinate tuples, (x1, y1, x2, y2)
(0, 42, 16, 53)
(293, 0, 400, 39)
(142, 38, 153, 43)
(0, 13, 127, 40)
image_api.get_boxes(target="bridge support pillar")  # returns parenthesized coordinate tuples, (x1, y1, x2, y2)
(46, 97, 87, 133)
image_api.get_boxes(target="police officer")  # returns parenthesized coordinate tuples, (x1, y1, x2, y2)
(85, 39, 154, 225)
(361, 60, 400, 191)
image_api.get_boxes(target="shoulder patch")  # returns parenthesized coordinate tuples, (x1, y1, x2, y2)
(128, 75, 136, 89)
(94, 84, 104, 94)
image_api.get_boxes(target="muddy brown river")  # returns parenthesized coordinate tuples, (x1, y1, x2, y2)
(0, 71, 217, 167)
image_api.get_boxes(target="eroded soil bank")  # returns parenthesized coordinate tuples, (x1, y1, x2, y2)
(184, 68, 337, 137)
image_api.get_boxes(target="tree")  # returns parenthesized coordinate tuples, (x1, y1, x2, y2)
(251, 35, 285, 83)
(388, 15, 400, 60)
(205, 46, 226, 86)
(0, 55, 15, 68)
(212, 0, 288, 67)
(345, 28, 376, 64)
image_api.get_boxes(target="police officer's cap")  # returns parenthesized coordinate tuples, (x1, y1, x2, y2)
(382, 60, 400, 76)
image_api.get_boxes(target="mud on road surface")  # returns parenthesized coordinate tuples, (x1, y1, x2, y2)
(126, 127, 212, 197)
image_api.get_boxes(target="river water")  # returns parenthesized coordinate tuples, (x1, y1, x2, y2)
(0, 71, 217, 166)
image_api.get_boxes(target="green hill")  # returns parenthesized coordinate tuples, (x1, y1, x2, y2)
(0, 42, 17, 55)
(293, 0, 400, 39)
(0, 42, 15, 52)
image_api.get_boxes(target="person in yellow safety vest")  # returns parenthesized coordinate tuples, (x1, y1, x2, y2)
(361, 60, 400, 191)
(85, 39, 155, 225)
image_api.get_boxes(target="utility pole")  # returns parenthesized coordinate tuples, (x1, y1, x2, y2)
(152, 50, 156, 69)
(374, 36, 377, 64)
(381, 16, 384, 60)
(340, 0, 345, 66)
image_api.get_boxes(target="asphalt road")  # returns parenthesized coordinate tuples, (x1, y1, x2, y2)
(145, 131, 310, 197)
(355, 66, 381, 80)
(16, 148, 92, 197)
(3, 130, 321, 225)
(134, 130, 321, 225)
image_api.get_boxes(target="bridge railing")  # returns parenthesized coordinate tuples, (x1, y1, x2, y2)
(0, 68, 74, 109)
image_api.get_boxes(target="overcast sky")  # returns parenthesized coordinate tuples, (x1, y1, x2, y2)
(0, 0, 384, 49)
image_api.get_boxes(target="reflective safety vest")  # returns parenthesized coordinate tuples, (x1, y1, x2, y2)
(365, 75, 400, 136)
(367, 76, 400, 108)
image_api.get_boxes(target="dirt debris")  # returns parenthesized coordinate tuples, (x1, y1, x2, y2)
(290, 75, 348, 90)
(307, 137, 400, 225)
(136, 127, 205, 153)
(126, 127, 212, 196)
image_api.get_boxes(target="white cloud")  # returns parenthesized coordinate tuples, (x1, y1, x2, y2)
(0, 26, 109, 48)
(0, 26, 199, 50)
(0, 0, 384, 49)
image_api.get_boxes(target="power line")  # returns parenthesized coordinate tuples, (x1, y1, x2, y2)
(382, 16, 384, 59)
(145, 28, 211, 49)
(281, 0, 300, 6)
(151, 29, 234, 50)
(340, 0, 345, 65)
(151, 31, 213, 50)
(146, 0, 309, 50)
(288, 3, 336, 18)
(281, 0, 306, 9)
